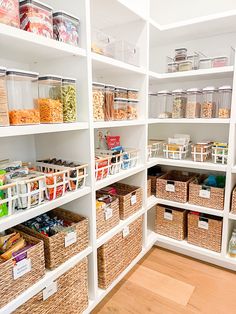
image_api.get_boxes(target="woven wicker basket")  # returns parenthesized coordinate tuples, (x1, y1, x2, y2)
(98, 216, 143, 289)
(156, 171, 196, 203)
(147, 179, 151, 198)
(155, 205, 187, 240)
(231, 186, 236, 214)
(187, 213, 222, 252)
(189, 176, 225, 210)
(0, 230, 45, 308)
(14, 258, 88, 314)
(96, 195, 120, 238)
(16, 208, 89, 270)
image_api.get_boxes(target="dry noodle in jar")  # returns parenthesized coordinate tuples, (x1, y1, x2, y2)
(104, 84, 114, 121)
(62, 77, 77, 122)
(93, 82, 105, 121)
(172, 89, 187, 118)
(201, 86, 217, 119)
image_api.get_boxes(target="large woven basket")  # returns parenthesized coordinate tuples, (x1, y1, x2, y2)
(187, 213, 222, 252)
(231, 186, 236, 213)
(0, 230, 45, 308)
(189, 176, 225, 210)
(155, 205, 187, 240)
(98, 216, 143, 289)
(14, 258, 88, 314)
(148, 175, 157, 194)
(17, 208, 89, 270)
(147, 178, 151, 198)
(156, 171, 196, 203)
(96, 195, 120, 238)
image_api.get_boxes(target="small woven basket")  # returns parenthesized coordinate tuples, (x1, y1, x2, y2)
(231, 186, 236, 214)
(147, 178, 151, 197)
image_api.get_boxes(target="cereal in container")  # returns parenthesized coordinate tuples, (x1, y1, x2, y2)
(218, 85, 231, 119)
(127, 100, 138, 120)
(186, 88, 201, 119)
(172, 89, 187, 119)
(38, 75, 63, 123)
(201, 86, 217, 119)
(115, 87, 127, 99)
(0, 0, 20, 27)
(7, 69, 40, 125)
(112, 98, 127, 120)
(0, 67, 9, 126)
(93, 82, 105, 121)
(62, 77, 77, 123)
(104, 85, 115, 121)
(19, 0, 53, 38)
(127, 88, 139, 100)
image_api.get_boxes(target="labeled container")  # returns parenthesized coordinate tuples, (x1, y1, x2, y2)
(178, 60, 192, 71)
(112, 98, 127, 120)
(127, 99, 138, 120)
(199, 58, 212, 69)
(201, 86, 217, 118)
(0, 0, 20, 27)
(186, 88, 201, 118)
(104, 84, 115, 121)
(174, 48, 187, 62)
(38, 75, 63, 123)
(53, 11, 80, 46)
(212, 56, 228, 68)
(61, 77, 77, 122)
(93, 82, 105, 121)
(115, 86, 127, 99)
(218, 85, 231, 118)
(172, 89, 187, 118)
(127, 88, 139, 99)
(19, 0, 53, 38)
(0, 67, 9, 126)
(7, 69, 40, 125)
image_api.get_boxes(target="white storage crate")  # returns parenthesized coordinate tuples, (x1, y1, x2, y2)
(0, 182, 18, 217)
(212, 146, 228, 164)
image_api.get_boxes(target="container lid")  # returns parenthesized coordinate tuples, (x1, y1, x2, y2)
(149, 92, 157, 96)
(62, 77, 77, 83)
(105, 84, 115, 89)
(6, 69, 39, 78)
(212, 56, 228, 60)
(128, 88, 139, 92)
(186, 88, 201, 93)
(178, 60, 192, 64)
(157, 90, 171, 95)
(53, 11, 80, 23)
(38, 75, 62, 82)
(199, 57, 212, 61)
(175, 48, 187, 52)
(0, 66, 6, 75)
(115, 86, 127, 91)
(218, 85, 232, 91)
(19, 0, 53, 12)
(128, 99, 139, 103)
(172, 89, 186, 94)
(114, 98, 128, 102)
(93, 82, 105, 87)
(202, 86, 217, 92)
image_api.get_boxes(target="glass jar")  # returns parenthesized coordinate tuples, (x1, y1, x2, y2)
(0, 67, 9, 127)
(38, 75, 63, 123)
(212, 56, 228, 68)
(199, 58, 212, 69)
(174, 48, 187, 62)
(115, 86, 127, 99)
(0, 0, 20, 27)
(128, 88, 139, 100)
(172, 89, 187, 119)
(218, 85, 232, 118)
(186, 88, 201, 118)
(19, 0, 53, 38)
(7, 69, 40, 125)
(92, 82, 105, 121)
(178, 60, 193, 71)
(112, 98, 127, 120)
(62, 77, 77, 123)
(156, 90, 172, 119)
(201, 86, 217, 118)
(104, 84, 115, 121)
(53, 11, 80, 46)
(127, 100, 138, 120)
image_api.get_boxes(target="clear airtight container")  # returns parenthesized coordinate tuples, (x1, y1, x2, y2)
(127, 99, 138, 120)
(93, 82, 105, 121)
(156, 90, 172, 119)
(0, 0, 20, 27)
(115, 87, 127, 99)
(7, 69, 40, 125)
(91, 29, 115, 58)
(218, 85, 232, 118)
(174, 48, 187, 62)
(186, 88, 201, 118)
(62, 77, 77, 123)
(201, 86, 217, 119)
(38, 75, 63, 123)
(0, 67, 9, 126)
(172, 89, 187, 118)
(112, 98, 127, 120)
(104, 85, 115, 121)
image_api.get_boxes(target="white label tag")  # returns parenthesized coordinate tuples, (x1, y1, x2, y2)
(166, 184, 175, 192)
(65, 231, 77, 248)
(164, 211, 173, 221)
(199, 189, 211, 199)
(43, 282, 58, 301)
(13, 258, 31, 280)
(198, 220, 209, 230)
(105, 207, 113, 220)
(123, 226, 130, 238)
(130, 194, 137, 205)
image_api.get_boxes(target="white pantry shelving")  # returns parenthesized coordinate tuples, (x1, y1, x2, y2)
(1, 0, 236, 313)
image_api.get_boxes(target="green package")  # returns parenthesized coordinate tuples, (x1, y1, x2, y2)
(0, 170, 8, 217)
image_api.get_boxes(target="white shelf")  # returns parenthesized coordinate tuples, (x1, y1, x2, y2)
(1, 246, 92, 314)
(229, 213, 236, 220)
(148, 118, 230, 125)
(0, 187, 91, 232)
(93, 120, 146, 129)
(231, 166, 236, 173)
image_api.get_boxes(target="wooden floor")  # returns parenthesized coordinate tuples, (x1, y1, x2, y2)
(92, 247, 236, 314)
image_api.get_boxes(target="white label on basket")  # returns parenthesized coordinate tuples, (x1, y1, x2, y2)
(43, 281, 58, 301)
(13, 258, 31, 280)
(130, 194, 137, 205)
(198, 220, 209, 230)
(199, 189, 211, 199)
(166, 184, 175, 192)
(105, 207, 113, 220)
(164, 211, 173, 221)
(123, 226, 130, 238)
(65, 231, 77, 248)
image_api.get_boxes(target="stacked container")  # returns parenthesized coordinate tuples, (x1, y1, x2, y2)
(0, 0, 20, 27)
(93, 82, 105, 121)
(201, 86, 217, 118)
(218, 85, 232, 118)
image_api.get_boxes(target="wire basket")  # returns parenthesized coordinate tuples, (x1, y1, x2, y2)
(191, 143, 212, 162)
(147, 140, 163, 160)
(0, 182, 18, 217)
(96, 149, 123, 175)
(122, 148, 139, 170)
(212, 146, 228, 164)
(163, 143, 190, 160)
(95, 156, 112, 181)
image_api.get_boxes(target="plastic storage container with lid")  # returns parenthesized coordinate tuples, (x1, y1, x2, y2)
(178, 60, 193, 72)
(53, 11, 80, 46)
(212, 56, 228, 68)
(0, 0, 20, 27)
(115, 87, 127, 99)
(7, 69, 40, 125)
(187, 53, 200, 70)
(127, 99, 138, 120)
(112, 98, 127, 120)
(218, 85, 232, 118)
(155, 90, 172, 119)
(167, 62, 178, 73)
(93, 82, 105, 121)
(199, 58, 212, 69)
(0, 67, 9, 126)
(19, 0, 53, 38)
(186, 88, 201, 118)
(174, 48, 187, 62)
(38, 75, 63, 123)
(201, 86, 217, 118)
(110, 40, 139, 66)
(104, 84, 115, 121)
(128, 88, 139, 100)
(62, 77, 77, 123)
(172, 89, 187, 119)
(91, 29, 115, 58)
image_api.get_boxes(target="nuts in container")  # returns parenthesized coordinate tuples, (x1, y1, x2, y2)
(93, 82, 105, 121)
(128, 88, 139, 99)
(172, 89, 187, 119)
(186, 88, 201, 119)
(112, 98, 127, 120)
(218, 85, 231, 119)
(200, 86, 217, 118)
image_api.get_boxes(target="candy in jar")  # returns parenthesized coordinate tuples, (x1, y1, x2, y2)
(0, 0, 20, 27)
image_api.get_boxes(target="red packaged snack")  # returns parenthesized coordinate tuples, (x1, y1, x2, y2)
(19, 0, 53, 38)
(0, 0, 20, 28)
(107, 136, 120, 149)
(95, 157, 110, 181)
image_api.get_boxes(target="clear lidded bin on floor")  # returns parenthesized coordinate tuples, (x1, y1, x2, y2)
(7, 69, 40, 125)
(38, 75, 63, 123)
(218, 85, 232, 119)
(112, 98, 127, 120)
(186, 88, 201, 119)
(0, 67, 9, 126)
(201, 86, 217, 119)
(127, 99, 138, 120)
(172, 89, 187, 119)
(0, 0, 20, 27)
(93, 82, 105, 121)
(62, 77, 77, 123)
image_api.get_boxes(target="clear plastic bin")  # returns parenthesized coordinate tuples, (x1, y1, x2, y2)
(62, 77, 77, 123)
(128, 88, 139, 99)
(112, 98, 127, 120)
(111, 40, 139, 66)
(187, 53, 200, 70)
(19, 0, 53, 38)
(91, 29, 115, 58)
(104, 84, 115, 121)
(127, 100, 138, 120)
(199, 58, 212, 69)
(93, 82, 105, 121)
(38, 75, 63, 123)
(167, 62, 178, 73)
(172, 89, 187, 119)
(156, 90, 172, 119)
(186, 88, 201, 118)
(218, 85, 231, 118)
(115, 86, 127, 99)
(174, 48, 187, 62)
(7, 69, 40, 125)
(53, 11, 80, 46)
(0, 0, 20, 27)
(201, 86, 217, 119)
(212, 56, 228, 68)
(0, 67, 9, 126)
(178, 60, 192, 71)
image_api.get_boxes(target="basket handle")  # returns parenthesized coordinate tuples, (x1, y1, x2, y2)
(167, 180, 175, 185)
